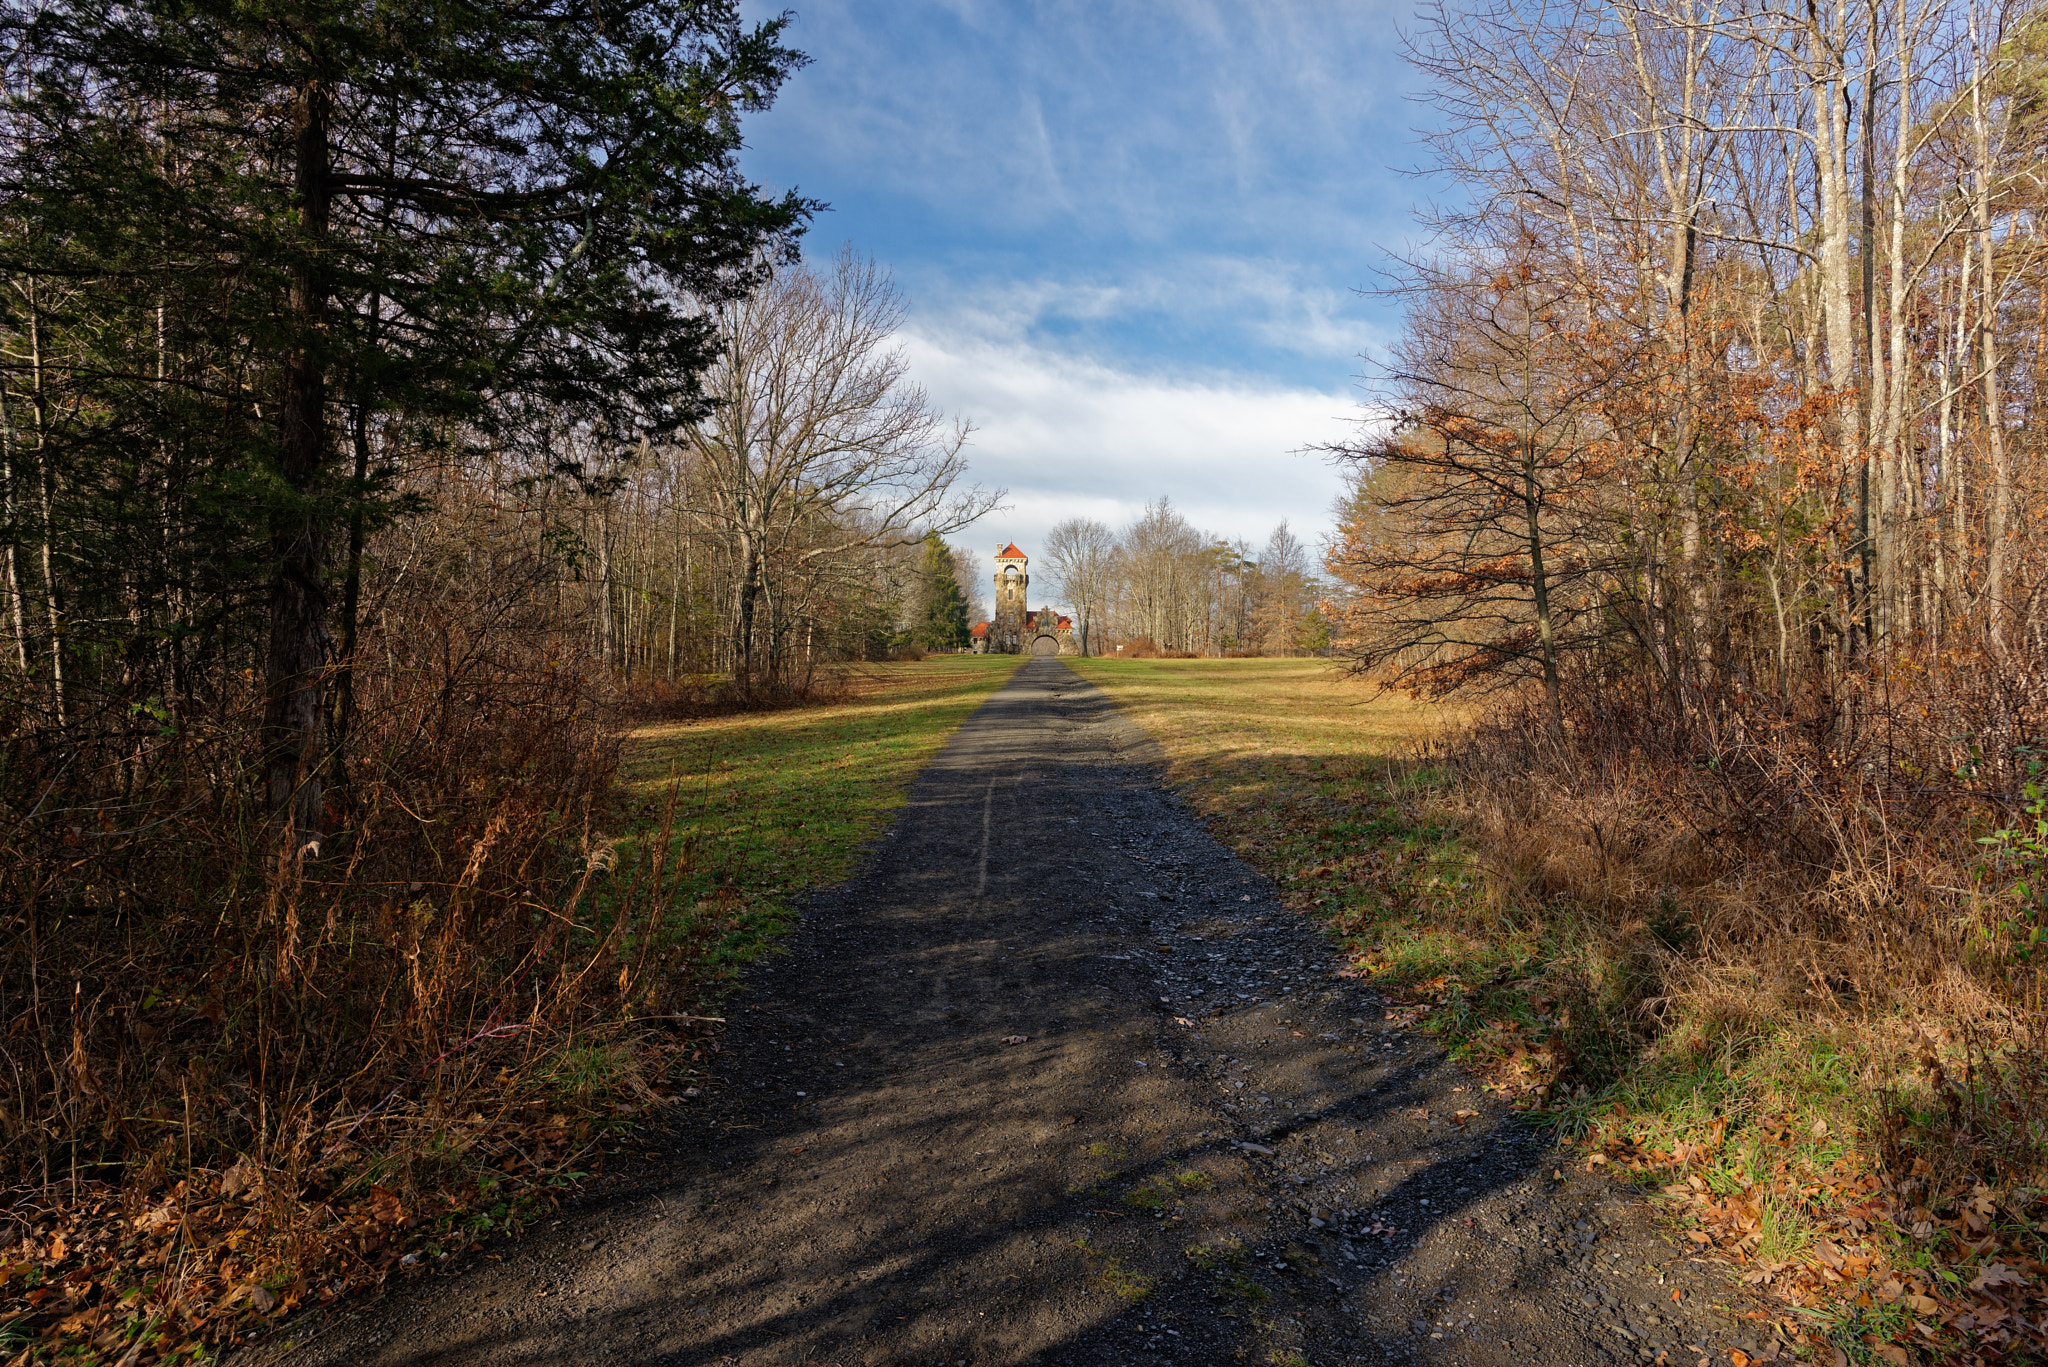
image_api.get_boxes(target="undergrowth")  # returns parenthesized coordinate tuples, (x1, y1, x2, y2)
(0, 652, 1019, 1365)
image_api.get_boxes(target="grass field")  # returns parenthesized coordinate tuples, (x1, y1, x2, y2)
(619, 655, 1025, 984)
(1061, 656, 1445, 775)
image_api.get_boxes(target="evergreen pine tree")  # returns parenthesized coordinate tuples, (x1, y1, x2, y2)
(0, 0, 813, 834)
(912, 532, 970, 651)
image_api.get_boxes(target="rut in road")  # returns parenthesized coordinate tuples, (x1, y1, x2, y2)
(258, 658, 1767, 1367)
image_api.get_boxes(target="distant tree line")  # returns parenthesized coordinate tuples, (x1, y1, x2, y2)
(1038, 499, 1328, 657)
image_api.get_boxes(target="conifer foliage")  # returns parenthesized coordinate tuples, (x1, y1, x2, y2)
(0, 2, 829, 1351)
(911, 531, 971, 651)
(0, 0, 813, 833)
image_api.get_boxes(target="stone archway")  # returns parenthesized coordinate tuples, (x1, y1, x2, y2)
(1029, 635, 1061, 657)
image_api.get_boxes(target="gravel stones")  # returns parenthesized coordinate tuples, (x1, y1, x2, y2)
(247, 660, 1772, 1367)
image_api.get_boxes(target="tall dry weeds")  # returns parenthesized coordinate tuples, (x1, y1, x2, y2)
(0, 499, 732, 1359)
(1448, 642, 2048, 1179)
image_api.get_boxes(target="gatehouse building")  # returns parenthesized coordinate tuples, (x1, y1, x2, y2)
(970, 544, 1078, 656)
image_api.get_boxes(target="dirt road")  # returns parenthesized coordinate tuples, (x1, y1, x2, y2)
(258, 658, 1776, 1366)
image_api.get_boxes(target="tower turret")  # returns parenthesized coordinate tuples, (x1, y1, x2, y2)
(992, 543, 1028, 653)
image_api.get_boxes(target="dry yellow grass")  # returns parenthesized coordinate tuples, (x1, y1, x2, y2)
(1063, 656, 1446, 775)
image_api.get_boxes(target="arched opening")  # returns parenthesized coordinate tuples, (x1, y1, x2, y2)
(1029, 635, 1060, 656)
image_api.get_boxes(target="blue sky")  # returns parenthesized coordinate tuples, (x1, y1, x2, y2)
(736, 0, 1426, 589)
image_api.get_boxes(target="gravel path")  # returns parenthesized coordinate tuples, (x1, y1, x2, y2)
(255, 658, 1778, 1366)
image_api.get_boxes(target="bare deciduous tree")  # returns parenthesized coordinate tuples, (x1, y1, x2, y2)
(1324, 245, 1637, 731)
(683, 250, 1001, 688)
(1041, 517, 1117, 655)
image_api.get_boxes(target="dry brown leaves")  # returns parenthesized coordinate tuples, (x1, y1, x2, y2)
(1580, 1114, 2047, 1365)
(0, 1088, 659, 1365)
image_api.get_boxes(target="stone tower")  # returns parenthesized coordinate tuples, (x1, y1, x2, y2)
(992, 543, 1028, 653)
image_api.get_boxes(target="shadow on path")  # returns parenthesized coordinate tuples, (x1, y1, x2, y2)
(255, 659, 1759, 1367)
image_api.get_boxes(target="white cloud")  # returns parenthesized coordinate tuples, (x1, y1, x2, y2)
(901, 322, 1368, 568)
(729, 0, 1430, 615)
(894, 257, 1390, 373)
(743, 0, 1427, 282)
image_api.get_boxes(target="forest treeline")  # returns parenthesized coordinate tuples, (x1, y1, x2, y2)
(1322, 0, 2048, 1228)
(1034, 501, 1329, 658)
(0, 0, 999, 1352)
(546, 251, 993, 687)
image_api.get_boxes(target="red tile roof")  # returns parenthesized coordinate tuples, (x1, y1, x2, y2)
(995, 543, 1027, 560)
(970, 621, 989, 637)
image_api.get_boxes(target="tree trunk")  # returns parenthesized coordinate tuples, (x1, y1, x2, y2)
(262, 71, 333, 842)
(595, 494, 615, 668)
(0, 382, 28, 673)
(1857, 24, 1879, 653)
(26, 284, 63, 722)
(733, 527, 760, 690)
(1969, 7, 2010, 647)
(1524, 437, 1563, 737)
(1806, 14, 1864, 659)
(330, 389, 373, 796)
(667, 512, 681, 682)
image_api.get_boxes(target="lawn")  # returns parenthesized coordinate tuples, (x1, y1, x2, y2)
(1061, 655, 1444, 776)
(619, 654, 1024, 980)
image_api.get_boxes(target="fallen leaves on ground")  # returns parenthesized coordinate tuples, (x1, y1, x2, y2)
(0, 1041, 708, 1366)
(1577, 1108, 2047, 1365)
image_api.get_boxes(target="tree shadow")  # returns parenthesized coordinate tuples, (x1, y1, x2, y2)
(260, 658, 1613, 1367)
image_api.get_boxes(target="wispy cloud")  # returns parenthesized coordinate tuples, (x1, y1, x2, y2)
(901, 322, 1364, 557)
(736, 0, 1426, 571)
(742, 0, 1427, 382)
(905, 260, 1391, 371)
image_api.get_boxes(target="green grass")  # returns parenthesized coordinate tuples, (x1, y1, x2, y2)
(1119, 1168, 1213, 1210)
(1184, 1236, 1246, 1271)
(1072, 1236, 1154, 1303)
(1063, 656, 1443, 775)
(1219, 1273, 1271, 1305)
(1097, 1260, 1154, 1303)
(1121, 1185, 1166, 1210)
(1753, 1194, 1815, 1265)
(616, 656, 1023, 987)
(537, 1040, 642, 1106)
